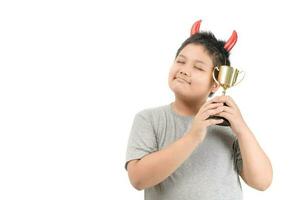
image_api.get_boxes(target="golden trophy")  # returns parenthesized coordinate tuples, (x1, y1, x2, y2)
(210, 65, 245, 126)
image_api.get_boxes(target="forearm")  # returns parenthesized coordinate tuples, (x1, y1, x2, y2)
(129, 130, 201, 190)
(236, 125, 273, 190)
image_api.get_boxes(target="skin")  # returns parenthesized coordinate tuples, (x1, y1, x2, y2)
(127, 43, 273, 191)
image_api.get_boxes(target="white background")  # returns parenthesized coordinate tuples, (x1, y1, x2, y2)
(0, 0, 294, 199)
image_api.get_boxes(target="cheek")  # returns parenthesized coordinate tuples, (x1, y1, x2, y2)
(168, 67, 178, 80)
(191, 73, 212, 87)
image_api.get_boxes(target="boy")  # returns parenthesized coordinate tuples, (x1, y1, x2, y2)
(125, 20, 272, 200)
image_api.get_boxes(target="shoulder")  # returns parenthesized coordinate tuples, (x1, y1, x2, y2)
(135, 104, 169, 121)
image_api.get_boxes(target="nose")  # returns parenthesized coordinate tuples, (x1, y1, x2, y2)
(180, 71, 190, 77)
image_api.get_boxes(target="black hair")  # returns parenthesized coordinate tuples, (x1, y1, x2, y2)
(175, 31, 231, 97)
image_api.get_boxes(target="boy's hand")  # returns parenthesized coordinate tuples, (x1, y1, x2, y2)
(188, 96, 225, 142)
(214, 95, 248, 136)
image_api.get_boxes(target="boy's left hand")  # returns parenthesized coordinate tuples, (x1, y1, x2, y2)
(214, 95, 248, 136)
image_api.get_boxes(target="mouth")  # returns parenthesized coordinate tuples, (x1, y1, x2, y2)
(174, 76, 191, 85)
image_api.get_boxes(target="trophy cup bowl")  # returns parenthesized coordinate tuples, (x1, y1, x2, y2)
(209, 65, 245, 126)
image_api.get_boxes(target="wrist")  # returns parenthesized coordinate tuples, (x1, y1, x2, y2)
(186, 129, 203, 145)
(234, 123, 251, 138)
(231, 118, 247, 133)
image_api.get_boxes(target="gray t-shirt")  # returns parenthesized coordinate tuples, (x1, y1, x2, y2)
(125, 103, 243, 200)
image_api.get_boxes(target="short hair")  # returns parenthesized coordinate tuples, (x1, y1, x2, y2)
(175, 31, 231, 97)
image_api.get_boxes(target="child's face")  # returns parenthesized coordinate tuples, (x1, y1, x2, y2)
(168, 43, 219, 101)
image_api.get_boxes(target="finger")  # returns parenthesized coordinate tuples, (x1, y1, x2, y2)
(201, 106, 225, 120)
(197, 99, 215, 114)
(212, 95, 236, 108)
(206, 95, 226, 104)
(209, 96, 223, 104)
(199, 96, 223, 112)
(221, 105, 235, 114)
(206, 118, 224, 126)
(201, 98, 218, 108)
(223, 96, 237, 108)
(226, 96, 238, 107)
(199, 95, 233, 115)
(215, 111, 231, 120)
(202, 102, 224, 113)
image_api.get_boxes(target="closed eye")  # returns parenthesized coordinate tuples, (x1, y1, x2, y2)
(194, 66, 204, 71)
(176, 61, 185, 64)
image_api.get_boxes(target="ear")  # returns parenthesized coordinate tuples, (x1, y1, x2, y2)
(211, 81, 220, 93)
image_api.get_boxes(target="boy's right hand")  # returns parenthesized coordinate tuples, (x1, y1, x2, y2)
(188, 96, 225, 142)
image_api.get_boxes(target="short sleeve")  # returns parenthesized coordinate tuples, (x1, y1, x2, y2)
(232, 138, 243, 175)
(125, 111, 158, 170)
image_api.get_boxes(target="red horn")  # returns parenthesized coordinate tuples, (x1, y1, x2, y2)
(224, 30, 238, 52)
(190, 20, 202, 36)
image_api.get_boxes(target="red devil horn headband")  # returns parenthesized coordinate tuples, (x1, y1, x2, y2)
(190, 20, 238, 52)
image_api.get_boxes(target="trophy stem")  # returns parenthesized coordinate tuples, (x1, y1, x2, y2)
(215, 87, 230, 126)
(222, 89, 226, 96)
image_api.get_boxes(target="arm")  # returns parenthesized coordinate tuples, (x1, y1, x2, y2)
(216, 95, 273, 191)
(127, 98, 225, 190)
(127, 131, 201, 190)
(236, 125, 273, 191)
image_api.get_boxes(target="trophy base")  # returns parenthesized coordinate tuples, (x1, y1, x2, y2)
(208, 115, 231, 126)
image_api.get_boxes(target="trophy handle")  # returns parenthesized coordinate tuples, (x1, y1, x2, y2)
(233, 70, 245, 86)
(212, 66, 220, 84)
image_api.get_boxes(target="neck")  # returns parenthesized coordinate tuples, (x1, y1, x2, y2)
(172, 96, 206, 117)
